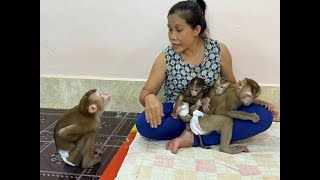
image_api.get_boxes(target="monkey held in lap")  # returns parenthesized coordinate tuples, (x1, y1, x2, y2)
(190, 77, 261, 153)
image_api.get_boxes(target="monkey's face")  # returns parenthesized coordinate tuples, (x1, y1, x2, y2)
(78, 89, 111, 115)
(86, 90, 111, 114)
(241, 94, 253, 106)
(190, 86, 202, 97)
(238, 78, 261, 106)
(215, 82, 230, 95)
(215, 86, 224, 96)
(91, 90, 111, 107)
(239, 86, 259, 106)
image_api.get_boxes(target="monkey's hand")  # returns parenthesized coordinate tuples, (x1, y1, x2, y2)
(196, 99, 202, 107)
(201, 97, 211, 113)
(144, 94, 164, 128)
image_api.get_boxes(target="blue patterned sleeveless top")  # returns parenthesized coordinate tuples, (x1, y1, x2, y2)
(163, 38, 222, 103)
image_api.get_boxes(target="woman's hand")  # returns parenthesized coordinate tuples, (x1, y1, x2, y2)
(144, 94, 164, 128)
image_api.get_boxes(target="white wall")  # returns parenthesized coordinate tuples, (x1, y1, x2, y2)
(40, 0, 280, 85)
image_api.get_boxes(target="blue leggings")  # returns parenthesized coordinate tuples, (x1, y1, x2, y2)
(135, 102, 273, 147)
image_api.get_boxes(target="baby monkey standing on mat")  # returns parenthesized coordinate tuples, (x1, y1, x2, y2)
(53, 89, 111, 168)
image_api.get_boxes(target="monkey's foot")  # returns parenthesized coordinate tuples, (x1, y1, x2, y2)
(220, 145, 248, 154)
(166, 129, 194, 154)
(94, 149, 103, 155)
(186, 123, 191, 131)
(175, 106, 182, 115)
(81, 154, 102, 169)
(171, 106, 182, 119)
(201, 145, 212, 149)
(234, 145, 249, 153)
(93, 154, 102, 162)
(171, 113, 178, 119)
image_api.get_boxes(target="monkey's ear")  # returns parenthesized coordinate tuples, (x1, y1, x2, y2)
(223, 82, 231, 88)
(216, 77, 221, 84)
(234, 80, 242, 88)
(241, 78, 248, 85)
(235, 80, 241, 86)
(88, 104, 98, 113)
(220, 76, 227, 82)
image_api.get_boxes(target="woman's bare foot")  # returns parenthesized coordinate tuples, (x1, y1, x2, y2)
(166, 129, 194, 154)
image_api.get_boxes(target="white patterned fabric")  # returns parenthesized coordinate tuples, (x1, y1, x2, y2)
(116, 122, 280, 179)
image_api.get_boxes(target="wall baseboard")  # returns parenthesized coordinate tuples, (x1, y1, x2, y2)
(40, 75, 280, 120)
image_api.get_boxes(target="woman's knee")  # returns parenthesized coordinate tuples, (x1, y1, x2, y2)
(135, 112, 150, 137)
(135, 111, 186, 140)
(257, 106, 273, 131)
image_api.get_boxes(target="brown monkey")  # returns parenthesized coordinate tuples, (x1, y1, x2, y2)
(189, 77, 261, 153)
(202, 77, 260, 122)
(211, 76, 232, 97)
(189, 108, 248, 154)
(53, 89, 111, 168)
(171, 77, 208, 120)
(201, 76, 231, 110)
(176, 76, 231, 130)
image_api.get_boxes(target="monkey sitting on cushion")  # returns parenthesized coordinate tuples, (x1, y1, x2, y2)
(190, 77, 269, 152)
(53, 89, 111, 168)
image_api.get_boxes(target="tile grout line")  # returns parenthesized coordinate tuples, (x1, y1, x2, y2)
(99, 112, 129, 148)
(40, 141, 54, 153)
(40, 170, 100, 178)
(40, 109, 136, 179)
(96, 146, 119, 176)
(93, 112, 129, 175)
